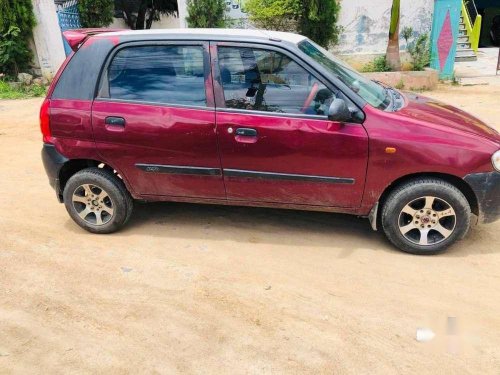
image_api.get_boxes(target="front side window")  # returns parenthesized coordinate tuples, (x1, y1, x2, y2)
(298, 39, 391, 110)
(218, 46, 335, 116)
(106, 45, 206, 106)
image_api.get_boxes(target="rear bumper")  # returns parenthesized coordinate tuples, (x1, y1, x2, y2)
(41, 143, 67, 202)
(464, 172, 500, 224)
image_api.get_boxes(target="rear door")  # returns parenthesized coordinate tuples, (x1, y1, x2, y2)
(213, 42, 369, 207)
(91, 42, 225, 199)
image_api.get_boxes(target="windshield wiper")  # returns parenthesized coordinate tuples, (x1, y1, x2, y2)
(389, 87, 403, 110)
(381, 86, 394, 110)
(371, 80, 394, 110)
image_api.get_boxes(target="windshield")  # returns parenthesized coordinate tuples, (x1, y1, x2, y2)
(298, 39, 391, 110)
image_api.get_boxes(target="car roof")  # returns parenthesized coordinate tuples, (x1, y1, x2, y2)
(98, 28, 308, 45)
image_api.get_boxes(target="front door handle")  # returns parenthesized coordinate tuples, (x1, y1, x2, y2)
(235, 128, 257, 137)
(233, 127, 258, 144)
(105, 116, 126, 127)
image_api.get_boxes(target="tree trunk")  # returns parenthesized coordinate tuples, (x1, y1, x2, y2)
(122, 10, 136, 29)
(146, 6, 156, 29)
(135, 1, 148, 30)
(121, 0, 137, 30)
(146, 12, 154, 29)
(386, 0, 401, 71)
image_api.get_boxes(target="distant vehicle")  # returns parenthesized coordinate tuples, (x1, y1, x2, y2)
(41, 28, 500, 254)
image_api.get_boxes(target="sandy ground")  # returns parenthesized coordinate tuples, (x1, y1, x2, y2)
(0, 82, 499, 374)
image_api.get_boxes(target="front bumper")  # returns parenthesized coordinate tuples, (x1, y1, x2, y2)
(41, 143, 68, 202)
(464, 172, 500, 224)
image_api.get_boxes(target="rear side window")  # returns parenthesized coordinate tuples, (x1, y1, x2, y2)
(104, 45, 206, 106)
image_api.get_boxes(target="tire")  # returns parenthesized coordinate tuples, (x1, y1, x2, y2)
(63, 167, 133, 234)
(381, 178, 471, 255)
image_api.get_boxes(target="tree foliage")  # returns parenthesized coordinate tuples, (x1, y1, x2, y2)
(78, 0, 114, 28)
(114, 0, 178, 30)
(361, 55, 392, 73)
(186, 0, 230, 28)
(245, 0, 300, 31)
(402, 26, 430, 71)
(298, 0, 341, 47)
(245, 0, 341, 47)
(0, 0, 36, 77)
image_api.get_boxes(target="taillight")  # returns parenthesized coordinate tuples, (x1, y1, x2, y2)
(40, 98, 52, 143)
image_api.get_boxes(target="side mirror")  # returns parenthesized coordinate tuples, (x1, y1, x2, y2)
(328, 98, 352, 123)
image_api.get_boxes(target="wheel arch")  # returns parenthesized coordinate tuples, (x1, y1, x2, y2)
(374, 172, 479, 230)
(58, 159, 132, 202)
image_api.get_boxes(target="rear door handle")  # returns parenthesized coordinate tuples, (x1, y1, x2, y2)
(105, 116, 125, 127)
(235, 128, 257, 137)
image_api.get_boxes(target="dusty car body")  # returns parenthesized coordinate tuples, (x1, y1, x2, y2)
(41, 28, 500, 254)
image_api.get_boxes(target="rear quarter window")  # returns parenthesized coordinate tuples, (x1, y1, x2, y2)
(51, 38, 114, 100)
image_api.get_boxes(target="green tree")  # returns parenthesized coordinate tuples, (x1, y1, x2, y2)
(0, 1, 11, 33)
(186, 0, 230, 28)
(78, 0, 114, 28)
(298, 0, 342, 48)
(0, 0, 36, 77)
(402, 26, 430, 71)
(245, 0, 300, 31)
(115, 0, 178, 30)
(245, 0, 341, 47)
(386, 0, 401, 70)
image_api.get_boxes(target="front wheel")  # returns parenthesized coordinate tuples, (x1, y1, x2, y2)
(381, 178, 471, 254)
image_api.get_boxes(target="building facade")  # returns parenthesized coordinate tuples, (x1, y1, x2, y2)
(337, 0, 433, 55)
(31, 0, 434, 78)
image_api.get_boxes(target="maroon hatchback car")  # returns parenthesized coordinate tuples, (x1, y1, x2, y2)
(41, 29, 500, 254)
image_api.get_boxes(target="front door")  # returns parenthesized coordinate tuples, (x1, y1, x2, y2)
(91, 42, 225, 199)
(213, 43, 369, 207)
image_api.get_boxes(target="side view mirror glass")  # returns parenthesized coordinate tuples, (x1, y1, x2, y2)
(328, 98, 352, 123)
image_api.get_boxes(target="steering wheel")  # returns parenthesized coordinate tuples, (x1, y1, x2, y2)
(301, 82, 319, 113)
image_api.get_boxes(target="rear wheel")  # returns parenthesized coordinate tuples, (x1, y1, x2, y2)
(63, 168, 133, 234)
(381, 178, 471, 254)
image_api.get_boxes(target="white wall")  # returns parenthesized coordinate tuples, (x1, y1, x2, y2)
(31, 0, 67, 79)
(192, 0, 434, 55)
(29, 0, 433, 78)
(177, 0, 187, 28)
(30, 0, 185, 80)
(336, 0, 434, 55)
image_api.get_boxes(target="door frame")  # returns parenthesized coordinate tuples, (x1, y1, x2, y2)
(209, 40, 359, 115)
(89, 40, 226, 199)
(94, 40, 216, 109)
(210, 41, 369, 208)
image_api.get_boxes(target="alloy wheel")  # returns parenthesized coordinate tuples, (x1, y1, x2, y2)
(398, 196, 456, 246)
(71, 184, 114, 226)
